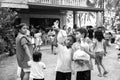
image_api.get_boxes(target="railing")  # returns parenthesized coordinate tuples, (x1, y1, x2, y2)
(29, 0, 87, 7)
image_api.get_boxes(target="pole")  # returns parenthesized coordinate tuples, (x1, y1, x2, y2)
(103, 0, 105, 25)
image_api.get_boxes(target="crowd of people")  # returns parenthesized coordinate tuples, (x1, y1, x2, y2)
(16, 21, 114, 80)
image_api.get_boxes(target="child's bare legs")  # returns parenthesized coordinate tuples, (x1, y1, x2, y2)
(23, 72, 30, 80)
(100, 62, 108, 76)
(20, 69, 24, 80)
(96, 64, 102, 77)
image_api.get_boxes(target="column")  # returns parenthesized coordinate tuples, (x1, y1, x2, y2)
(96, 12, 103, 27)
(73, 11, 79, 27)
(60, 10, 67, 28)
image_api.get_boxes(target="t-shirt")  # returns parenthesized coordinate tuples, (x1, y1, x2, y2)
(28, 60, 46, 79)
(16, 33, 33, 68)
(55, 44, 72, 72)
(72, 40, 93, 71)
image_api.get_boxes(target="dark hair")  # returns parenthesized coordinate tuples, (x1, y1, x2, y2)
(88, 28, 94, 39)
(63, 25, 66, 30)
(17, 23, 27, 31)
(73, 24, 78, 30)
(76, 27, 87, 38)
(33, 51, 42, 62)
(94, 30, 104, 42)
(67, 34, 76, 43)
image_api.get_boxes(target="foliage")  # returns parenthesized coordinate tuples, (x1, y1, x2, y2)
(0, 8, 18, 55)
(104, 0, 120, 29)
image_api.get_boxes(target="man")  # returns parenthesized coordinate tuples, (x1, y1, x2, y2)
(16, 23, 33, 80)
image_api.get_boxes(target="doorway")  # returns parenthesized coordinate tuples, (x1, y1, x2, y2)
(30, 18, 60, 32)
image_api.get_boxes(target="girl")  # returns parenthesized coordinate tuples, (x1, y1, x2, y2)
(72, 27, 94, 80)
(34, 29, 43, 51)
(93, 30, 108, 77)
(53, 35, 76, 80)
(28, 51, 46, 80)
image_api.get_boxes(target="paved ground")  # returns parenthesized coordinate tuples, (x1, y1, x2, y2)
(0, 44, 120, 80)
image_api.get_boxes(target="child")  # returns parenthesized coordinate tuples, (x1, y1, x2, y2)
(28, 51, 46, 80)
(72, 27, 94, 80)
(53, 35, 76, 80)
(34, 30, 43, 51)
(93, 30, 108, 77)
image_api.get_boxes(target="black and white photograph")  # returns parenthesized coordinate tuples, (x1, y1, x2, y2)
(0, 0, 120, 80)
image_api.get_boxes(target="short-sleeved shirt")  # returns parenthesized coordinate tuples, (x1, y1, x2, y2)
(72, 40, 93, 71)
(16, 33, 33, 68)
(28, 60, 46, 79)
(55, 43, 72, 72)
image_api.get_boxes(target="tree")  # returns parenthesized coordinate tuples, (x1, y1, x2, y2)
(104, 0, 120, 29)
(0, 8, 18, 55)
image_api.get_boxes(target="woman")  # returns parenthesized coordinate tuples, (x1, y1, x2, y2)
(16, 23, 33, 80)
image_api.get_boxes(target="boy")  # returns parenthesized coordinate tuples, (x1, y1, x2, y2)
(53, 35, 76, 80)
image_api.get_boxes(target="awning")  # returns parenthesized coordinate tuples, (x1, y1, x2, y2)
(0, 0, 28, 9)
(28, 2, 104, 12)
(1, 2, 28, 9)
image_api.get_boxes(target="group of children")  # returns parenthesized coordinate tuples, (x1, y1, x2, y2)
(25, 27, 109, 80)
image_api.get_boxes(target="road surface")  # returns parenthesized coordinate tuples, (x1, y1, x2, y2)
(0, 45, 120, 80)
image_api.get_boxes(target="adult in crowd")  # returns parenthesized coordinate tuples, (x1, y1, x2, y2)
(16, 23, 33, 80)
(67, 27, 73, 35)
(48, 28, 56, 54)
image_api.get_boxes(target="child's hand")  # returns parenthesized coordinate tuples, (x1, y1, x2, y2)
(80, 46, 85, 51)
(72, 69, 75, 75)
(104, 52, 107, 56)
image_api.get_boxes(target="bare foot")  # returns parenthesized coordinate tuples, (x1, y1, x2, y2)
(103, 71, 108, 76)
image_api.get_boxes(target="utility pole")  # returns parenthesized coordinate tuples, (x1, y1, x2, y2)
(103, 0, 105, 25)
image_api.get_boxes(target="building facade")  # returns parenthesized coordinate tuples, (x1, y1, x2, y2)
(0, 0, 104, 30)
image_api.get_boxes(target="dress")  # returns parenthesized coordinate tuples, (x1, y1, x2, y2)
(34, 32, 42, 46)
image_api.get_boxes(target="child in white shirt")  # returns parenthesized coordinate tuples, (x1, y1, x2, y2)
(53, 35, 76, 80)
(28, 52, 46, 80)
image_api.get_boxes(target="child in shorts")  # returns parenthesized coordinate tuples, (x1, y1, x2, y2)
(93, 30, 108, 77)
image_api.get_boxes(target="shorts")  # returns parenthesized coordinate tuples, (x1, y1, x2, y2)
(95, 52, 104, 65)
(23, 68, 30, 72)
(76, 70, 91, 80)
(33, 78, 44, 80)
(55, 71, 71, 80)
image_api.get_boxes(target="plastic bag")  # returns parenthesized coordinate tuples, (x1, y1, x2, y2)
(73, 49, 90, 61)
